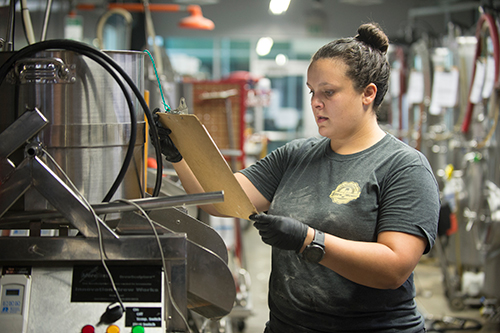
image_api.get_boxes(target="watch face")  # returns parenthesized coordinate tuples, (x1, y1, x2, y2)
(304, 245, 324, 263)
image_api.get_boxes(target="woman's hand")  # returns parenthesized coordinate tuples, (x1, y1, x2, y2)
(250, 213, 309, 252)
(151, 108, 183, 163)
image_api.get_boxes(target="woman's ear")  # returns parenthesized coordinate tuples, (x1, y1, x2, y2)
(362, 83, 377, 106)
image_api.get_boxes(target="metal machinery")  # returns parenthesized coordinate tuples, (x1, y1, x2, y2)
(388, 7, 500, 327)
(0, 30, 235, 333)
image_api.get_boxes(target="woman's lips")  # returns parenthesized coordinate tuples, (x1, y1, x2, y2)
(317, 116, 328, 123)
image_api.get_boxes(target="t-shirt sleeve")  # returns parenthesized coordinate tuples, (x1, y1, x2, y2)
(238, 144, 289, 202)
(377, 155, 440, 254)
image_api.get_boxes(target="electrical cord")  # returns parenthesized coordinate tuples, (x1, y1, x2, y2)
(114, 199, 193, 333)
(144, 49, 171, 112)
(42, 148, 126, 321)
(0, 39, 163, 200)
(20, 0, 36, 44)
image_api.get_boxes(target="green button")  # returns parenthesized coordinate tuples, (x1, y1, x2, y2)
(131, 326, 145, 333)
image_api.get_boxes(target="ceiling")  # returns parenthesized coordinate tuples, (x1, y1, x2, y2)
(4, 0, 499, 47)
(151, 0, 488, 42)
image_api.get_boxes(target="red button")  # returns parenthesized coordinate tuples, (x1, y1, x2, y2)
(81, 325, 95, 333)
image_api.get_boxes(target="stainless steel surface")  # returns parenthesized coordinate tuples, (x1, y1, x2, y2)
(0, 235, 187, 267)
(0, 192, 225, 225)
(22, 266, 165, 333)
(0, 108, 48, 159)
(31, 156, 106, 238)
(6, 50, 146, 207)
(0, 235, 189, 332)
(0, 108, 48, 183)
(116, 212, 236, 319)
(0, 159, 31, 217)
(117, 207, 229, 264)
(0, 230, 235, 321)
(15, 57, 76, 84)
(186, 239, 236, 319)
(147, 208, 229, 264)
(115, 208, 235, 318)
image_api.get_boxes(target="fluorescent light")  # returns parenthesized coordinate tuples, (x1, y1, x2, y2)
(256, 37, 274, 56)
(269, 0, 290, 15)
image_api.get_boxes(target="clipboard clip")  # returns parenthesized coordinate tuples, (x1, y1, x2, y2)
(171, 97, 189, 114)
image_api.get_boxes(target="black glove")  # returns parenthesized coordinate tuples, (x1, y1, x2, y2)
(151, 108, 183, 163)
(250, 213, 308, 252)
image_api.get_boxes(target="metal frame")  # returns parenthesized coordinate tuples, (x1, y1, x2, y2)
(0, 107, 236, 331)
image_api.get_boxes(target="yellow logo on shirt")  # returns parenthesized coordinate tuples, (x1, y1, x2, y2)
(330, 181, 361, 204)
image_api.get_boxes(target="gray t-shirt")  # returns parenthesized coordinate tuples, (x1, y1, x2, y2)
(240, 134, 439, 332)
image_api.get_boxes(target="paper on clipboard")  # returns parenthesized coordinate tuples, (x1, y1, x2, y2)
(158, 113, 257, 220)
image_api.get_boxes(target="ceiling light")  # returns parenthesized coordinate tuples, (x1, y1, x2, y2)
(269, 0, 291, 15)
(256, 37, 274, 56)
(275, 54, 288, 66)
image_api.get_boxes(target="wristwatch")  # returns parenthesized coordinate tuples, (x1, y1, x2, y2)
(302, 229, 325, 263)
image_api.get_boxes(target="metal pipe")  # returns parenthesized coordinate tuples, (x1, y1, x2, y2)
(40, 0, 54, 41)
(0, 191, 224, 224)
(5, 0, 16, 51)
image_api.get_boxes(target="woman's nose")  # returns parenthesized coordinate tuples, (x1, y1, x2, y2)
(311, 95, 323, 109)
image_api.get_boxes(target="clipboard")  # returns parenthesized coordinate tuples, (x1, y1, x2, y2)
(158, 113, 257, 219)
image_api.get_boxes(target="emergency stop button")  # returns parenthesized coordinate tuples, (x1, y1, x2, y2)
(81, 325, 95, 333)
(106, 325, 120, 333)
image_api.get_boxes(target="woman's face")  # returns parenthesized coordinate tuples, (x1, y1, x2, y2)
(307, 58, 373, 141)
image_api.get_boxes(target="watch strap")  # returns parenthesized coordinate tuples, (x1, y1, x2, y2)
(313, 229, 325, 247)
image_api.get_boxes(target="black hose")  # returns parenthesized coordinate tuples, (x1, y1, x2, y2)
(0, 44, 136, 202)
(0, 39, 163, 200)
(66, 49, 137, 202)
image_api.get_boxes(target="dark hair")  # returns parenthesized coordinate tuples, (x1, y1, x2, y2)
(311, 23, 390, 110)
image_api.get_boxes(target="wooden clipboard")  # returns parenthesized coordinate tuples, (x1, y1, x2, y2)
(158, 113, 257, 219)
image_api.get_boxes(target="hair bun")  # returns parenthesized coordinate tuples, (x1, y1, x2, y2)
(356, 23, 389, 54)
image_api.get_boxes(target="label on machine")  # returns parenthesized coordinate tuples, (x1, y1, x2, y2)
(126, 307, 162, 327)
(71, 265, 162, 303)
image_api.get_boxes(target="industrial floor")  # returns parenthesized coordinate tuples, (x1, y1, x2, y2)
(238, 224, 500, 333)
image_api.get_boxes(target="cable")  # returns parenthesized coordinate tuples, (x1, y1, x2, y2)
(114, 199, 193, 333)
(0, 42, 135, 203)
(65, 48, 137, 202)
(20, 0, 36, 44)
(0, 39, 163, 199)
(42, 148, 125, 318)
(144, 49, 171, 112)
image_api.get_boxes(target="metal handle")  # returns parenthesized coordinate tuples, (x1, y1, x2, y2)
(14, 57, 74, 84)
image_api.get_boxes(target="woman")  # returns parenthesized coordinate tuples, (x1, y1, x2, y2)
(157, 22, 439, 332)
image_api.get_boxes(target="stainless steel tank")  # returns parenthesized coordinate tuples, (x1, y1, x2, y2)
(1, 50, 145, 209)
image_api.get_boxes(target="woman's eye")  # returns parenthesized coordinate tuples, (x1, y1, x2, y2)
(324, 90, 334, 97)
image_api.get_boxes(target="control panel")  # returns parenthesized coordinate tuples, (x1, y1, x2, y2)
(0, 267, 31, 333)
(0, 266, 167, 333)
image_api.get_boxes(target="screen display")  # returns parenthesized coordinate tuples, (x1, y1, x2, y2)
(6, 289, 20, 296)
